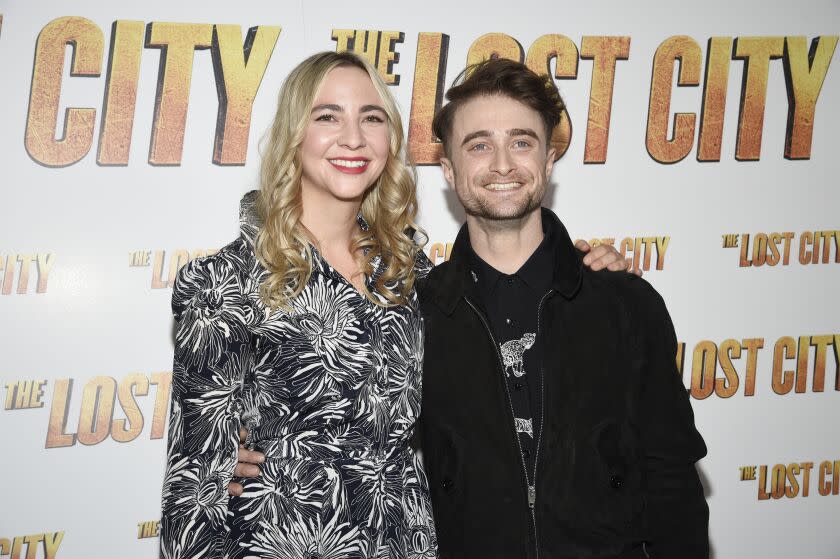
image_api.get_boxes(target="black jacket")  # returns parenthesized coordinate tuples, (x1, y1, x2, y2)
(419, 209, 709, 559)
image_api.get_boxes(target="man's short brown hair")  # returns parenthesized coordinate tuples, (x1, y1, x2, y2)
(432, 58, 565, 156)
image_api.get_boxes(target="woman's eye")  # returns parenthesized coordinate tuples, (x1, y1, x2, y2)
(364, 115, 385, 123)
(315, 114, 336, 122)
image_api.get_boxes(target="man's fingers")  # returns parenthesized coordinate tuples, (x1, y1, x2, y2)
(237, 446, 265, 466)
(618, 257, 644, 276)
(228, 482, 243, 497)
(574, 239, 592, 253)
(234, 462, 261, 478)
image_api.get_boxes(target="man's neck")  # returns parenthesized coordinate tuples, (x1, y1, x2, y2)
(466, 208, 544, 274)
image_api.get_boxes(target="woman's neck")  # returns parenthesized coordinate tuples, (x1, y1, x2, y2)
(299, 187, 361, 253)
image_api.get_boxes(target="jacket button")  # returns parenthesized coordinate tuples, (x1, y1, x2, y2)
(442, 478, 454, 492)
(514, 382, 524, 391)
(609, 474, 624, 489)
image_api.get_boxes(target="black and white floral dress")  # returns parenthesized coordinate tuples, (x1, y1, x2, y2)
(160, 192, 437, 559)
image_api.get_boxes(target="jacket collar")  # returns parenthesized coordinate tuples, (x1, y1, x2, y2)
(427, 207, 583, 315)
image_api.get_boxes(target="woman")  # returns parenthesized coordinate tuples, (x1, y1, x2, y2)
(160, 51, 437, 558)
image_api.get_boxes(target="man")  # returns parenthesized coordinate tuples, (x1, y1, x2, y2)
(231, 59, 708, 558)
(417, 59, 708, 558)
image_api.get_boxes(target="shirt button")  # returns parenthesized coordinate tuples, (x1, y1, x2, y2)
(506, 278, 514, 286)
(514, 382, 523, 391)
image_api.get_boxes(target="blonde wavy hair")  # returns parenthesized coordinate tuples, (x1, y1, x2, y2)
(255, 51, 424, 310)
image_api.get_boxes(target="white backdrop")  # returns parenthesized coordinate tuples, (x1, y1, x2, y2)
(1, 0, 838, 557)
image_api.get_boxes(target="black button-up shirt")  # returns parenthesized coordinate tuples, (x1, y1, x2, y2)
(468, 218, 555, 480)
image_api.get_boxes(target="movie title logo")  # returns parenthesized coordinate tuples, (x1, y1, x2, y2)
(21, 16, 837, 167)
(0, 532, 64, 559)
(137, 521, 160, 539)
(129, 249, 217, 288)
(676, 335, 839, 399)
(0, 253, 54, 294)
(739, 460, 840, 500)
(722, 230, 840, 266)
(578, 236, 670, 271)
(4, 380, 47, 410)
(14, 372, 174, 448)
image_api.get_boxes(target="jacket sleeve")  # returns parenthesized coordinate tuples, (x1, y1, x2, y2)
(160, 254, 251, 558)
(635, 281, 709, 559)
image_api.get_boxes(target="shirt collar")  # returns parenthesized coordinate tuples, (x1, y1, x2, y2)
(467, 214, 556, 295)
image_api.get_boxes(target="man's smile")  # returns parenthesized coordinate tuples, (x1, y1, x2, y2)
(483, 182, 523, 191)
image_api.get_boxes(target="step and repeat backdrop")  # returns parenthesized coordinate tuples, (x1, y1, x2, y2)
(1, 0, 838, 557)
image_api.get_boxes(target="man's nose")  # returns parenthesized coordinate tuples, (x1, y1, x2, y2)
(490, 147, 514, 175)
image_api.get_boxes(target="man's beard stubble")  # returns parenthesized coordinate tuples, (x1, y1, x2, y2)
(456, 170, 546, 224)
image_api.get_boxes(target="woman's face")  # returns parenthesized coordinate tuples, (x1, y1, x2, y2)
(299, 66, 391, 205)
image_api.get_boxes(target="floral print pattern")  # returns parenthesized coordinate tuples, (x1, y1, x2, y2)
(160, 192, 436, 558)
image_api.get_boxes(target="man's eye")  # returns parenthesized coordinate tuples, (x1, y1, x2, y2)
(513, 140, 532, 148)
(470, 143, 489, 151)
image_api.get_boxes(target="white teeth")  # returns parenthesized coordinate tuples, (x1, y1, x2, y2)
(484, 182, 521, 191)
(329, 159, 368, 168)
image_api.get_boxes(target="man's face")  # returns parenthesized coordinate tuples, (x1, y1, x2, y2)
(440, 94, 556, 222)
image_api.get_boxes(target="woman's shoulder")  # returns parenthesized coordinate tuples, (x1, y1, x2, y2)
(171, 237, 257, 317)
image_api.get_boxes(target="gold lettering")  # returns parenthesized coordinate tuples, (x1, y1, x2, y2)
(407, 33, 449, 165)
(580, 36, 630, 163)
(525, 34, 578, 159)
(690, 340, 716, 399)
(733, 37, 784, 161)
(772, 336, 796, 394)
(466, 32, 524, 67)
(98, 21, 144, 165)
(655, 236, 670, 270)
(795, 335, 810, 393)
(150, 371, 172, 439)
(742, 338, 764, 396)
(77, 376, 117, 445)
(376, 31, 403, 85)
(112, 373, 150, 443)
(698, 38, 733, 161)
(145, 22, 214, 165)
(783, 36, 838, 159)
(36, 253, 54, 293)
(25, 17, 103, 166)
(716, 339, 740, 398)
(44, 532, 64, 559)
(810, 334, 834, 391)
(646, 36, 701, 163)
(211, 25, 281, 165)
(16, 254, 35, 294)
(799, 231, 813, 264)
(46, 379, 76, 448)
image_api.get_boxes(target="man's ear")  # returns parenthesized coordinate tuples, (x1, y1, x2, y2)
(440, 156, 455, 186)
(544, 147, 556, 177)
